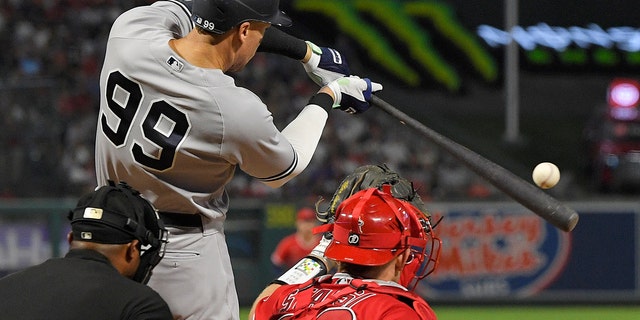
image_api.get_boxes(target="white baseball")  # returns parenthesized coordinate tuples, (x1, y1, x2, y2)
(532, 162, 560, 189)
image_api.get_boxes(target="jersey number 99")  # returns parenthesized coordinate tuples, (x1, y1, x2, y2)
(101, 71, 190, 171)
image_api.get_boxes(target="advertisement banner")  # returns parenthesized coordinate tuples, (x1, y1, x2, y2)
(418, 202, 638, 302)
(0, 222, 68, 276)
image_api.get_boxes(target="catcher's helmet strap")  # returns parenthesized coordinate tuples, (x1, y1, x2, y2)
(377, 185, 430, 249)
(313, 224, 333, 234)
(349, 187, 376, 226)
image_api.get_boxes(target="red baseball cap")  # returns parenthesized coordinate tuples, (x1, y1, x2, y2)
(296, 208, 316, 221)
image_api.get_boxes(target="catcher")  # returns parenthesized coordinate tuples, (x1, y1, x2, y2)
(249, 164, 442, 320)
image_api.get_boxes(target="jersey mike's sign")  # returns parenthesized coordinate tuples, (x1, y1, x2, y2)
(419, 206, 571, 299)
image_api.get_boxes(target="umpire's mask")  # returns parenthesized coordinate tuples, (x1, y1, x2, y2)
(68, 181, 168, 284)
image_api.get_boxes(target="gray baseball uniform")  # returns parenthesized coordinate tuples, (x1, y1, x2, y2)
(95, 1, 327, 319)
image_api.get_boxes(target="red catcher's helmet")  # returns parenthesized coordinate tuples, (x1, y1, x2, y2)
(324, 186, 441, 290)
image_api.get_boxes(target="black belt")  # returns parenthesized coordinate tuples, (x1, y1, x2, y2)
(158, 212, 202, 228)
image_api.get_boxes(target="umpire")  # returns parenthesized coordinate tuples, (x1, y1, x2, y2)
(0, 181, 173, 320)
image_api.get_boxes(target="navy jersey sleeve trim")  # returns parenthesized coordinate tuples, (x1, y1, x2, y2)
(258, 146, 298, 182)
(166, 0, 195, 29)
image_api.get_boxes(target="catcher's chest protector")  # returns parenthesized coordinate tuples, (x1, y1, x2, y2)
(278, 277, 435, 320)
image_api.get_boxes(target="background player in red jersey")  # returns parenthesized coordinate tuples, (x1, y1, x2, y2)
(250, 185, 442, 320)
(271, 207, 322, 273)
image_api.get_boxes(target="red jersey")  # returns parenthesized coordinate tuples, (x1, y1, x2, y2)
(271, 233, 320, 269)
(254, 273, 437, 320)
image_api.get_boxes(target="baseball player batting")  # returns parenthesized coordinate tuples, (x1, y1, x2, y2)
(95, 0, 382, 319)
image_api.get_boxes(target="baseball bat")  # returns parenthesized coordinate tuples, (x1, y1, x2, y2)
(371, 95, 579, 232)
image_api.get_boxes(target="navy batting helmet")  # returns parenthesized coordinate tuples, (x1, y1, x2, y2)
(192, 0, 292, 34)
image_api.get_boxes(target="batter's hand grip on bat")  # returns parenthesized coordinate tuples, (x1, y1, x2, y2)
(371, 95, 579, 232)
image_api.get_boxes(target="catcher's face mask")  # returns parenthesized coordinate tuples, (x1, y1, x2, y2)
(399, 214, 441, 291)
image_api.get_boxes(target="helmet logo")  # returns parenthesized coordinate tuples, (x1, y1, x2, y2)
(83, 207, 103, 219)
(357, 217, 364, 233)
(194, 15, 216, 32)
(348, 233, 360, 245)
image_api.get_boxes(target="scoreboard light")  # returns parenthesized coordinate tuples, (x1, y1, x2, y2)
(608, 78, 640, 121)
(608, 79, 640, 108)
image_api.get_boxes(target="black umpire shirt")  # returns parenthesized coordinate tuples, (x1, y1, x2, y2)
(0, 249, 173, 320)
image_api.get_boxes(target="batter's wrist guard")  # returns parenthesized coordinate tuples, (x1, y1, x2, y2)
(275, 256, 328, 285)
(308, 92, 333, 111)
(275, 235, 333, 285)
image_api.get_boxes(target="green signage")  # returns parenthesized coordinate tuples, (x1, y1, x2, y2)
(294, 0, 497, 91)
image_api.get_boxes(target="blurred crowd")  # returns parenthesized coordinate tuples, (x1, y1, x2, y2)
(0, 0, 502, 202)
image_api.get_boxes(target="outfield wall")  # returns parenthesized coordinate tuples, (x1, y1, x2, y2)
(0, 199, 638, 305)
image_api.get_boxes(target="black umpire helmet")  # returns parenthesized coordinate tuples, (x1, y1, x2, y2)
(192, 0, 292, 34)
(68, 181, 168, 284)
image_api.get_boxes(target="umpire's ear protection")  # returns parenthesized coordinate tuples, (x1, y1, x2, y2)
(116, 181, 168, 284)
(68, 180, 168, 284)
